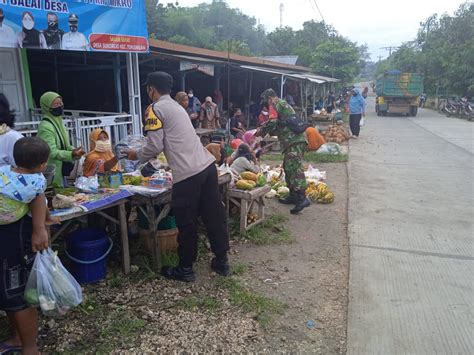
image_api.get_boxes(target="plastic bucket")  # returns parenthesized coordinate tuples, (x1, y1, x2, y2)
(65, 229, 113, 284)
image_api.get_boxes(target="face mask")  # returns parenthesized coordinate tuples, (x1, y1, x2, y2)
(48, 21, 58, 30)
(70, 25, 78, 32)
(95, 140, 112, 153)
(188, 94, 193, 98)
(23, 19, 34, 30)
(50, 106, 63, 117)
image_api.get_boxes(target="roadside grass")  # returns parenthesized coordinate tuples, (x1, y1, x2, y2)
(262, 152, 348, 164)
(304, 152, 349, 163)
(214, 276, 286, 328)
(177, 295, 221, 313)
(230, 213, 293, 245)
(232, 261, 249, 276)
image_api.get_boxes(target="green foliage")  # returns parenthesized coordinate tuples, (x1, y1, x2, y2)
(376, 2, 474, 96)
(145, 1, 366, 84)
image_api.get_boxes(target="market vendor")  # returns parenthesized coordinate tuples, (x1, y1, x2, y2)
(82, 129, 119, 177)
(37, 92, 85, 187)
(125, 71, 230, 282)
(230, 143, 260, 175)
(257, 88, 310, 214)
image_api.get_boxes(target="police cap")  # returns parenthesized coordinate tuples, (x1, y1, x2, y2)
(144, 71, 173, 93)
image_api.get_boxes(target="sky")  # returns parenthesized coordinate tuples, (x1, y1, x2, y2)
(167, 0, 468, 61)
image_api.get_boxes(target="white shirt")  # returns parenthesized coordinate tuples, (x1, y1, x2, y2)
(62, 31, 89, 51)
(0, 23, 17, 48)
(0, 129, 23, 167)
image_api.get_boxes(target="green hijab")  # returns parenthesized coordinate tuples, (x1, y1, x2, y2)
(40, 91, 62, 120)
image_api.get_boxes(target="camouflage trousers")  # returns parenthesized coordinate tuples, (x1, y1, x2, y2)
(283, 143, 307, 193)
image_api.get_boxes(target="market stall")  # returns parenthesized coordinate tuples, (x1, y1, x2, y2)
(128, 172, 231, 270)
(49, 189, 133, 274)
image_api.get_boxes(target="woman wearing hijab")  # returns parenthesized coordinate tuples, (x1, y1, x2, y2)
(230, 143, 260, 175)
(16, 11, 46, 49)
(37, 92, 84, 187)
(83, 129, 119, 177)
(175, 91, 199, 126)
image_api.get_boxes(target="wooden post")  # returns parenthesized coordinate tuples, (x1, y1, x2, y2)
(118, 202, 131, 274)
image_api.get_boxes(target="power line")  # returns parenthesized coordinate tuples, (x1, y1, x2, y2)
(307, 0, 317, 15)
(312, 0, 325, 22)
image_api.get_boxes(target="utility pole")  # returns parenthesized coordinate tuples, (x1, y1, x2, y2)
(279, 3, 284, 28)
(380, 46, 400, 56)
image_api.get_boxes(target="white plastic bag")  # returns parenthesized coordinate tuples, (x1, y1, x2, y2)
(24, 249, 82, 317)
(360, 117, 365, 126)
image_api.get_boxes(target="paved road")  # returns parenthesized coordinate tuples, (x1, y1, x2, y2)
(347, 98, 474, 354)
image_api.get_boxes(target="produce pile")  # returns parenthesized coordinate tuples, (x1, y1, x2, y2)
(322, 124, 350, 144)
(305, 181, 334, 204)
(235, 172, 266, 190)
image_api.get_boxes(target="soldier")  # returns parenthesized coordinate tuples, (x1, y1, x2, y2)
(257, 89, 310, 214)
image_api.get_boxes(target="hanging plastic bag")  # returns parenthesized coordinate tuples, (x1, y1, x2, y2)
(360, 117, 365, 126)
(24, 249, 82, 317)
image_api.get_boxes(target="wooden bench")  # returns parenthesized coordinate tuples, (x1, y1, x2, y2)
(229, 185, 271, 234)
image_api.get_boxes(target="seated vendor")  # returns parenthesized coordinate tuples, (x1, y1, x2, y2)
(230, 143, 260, 175)
(83, 129, 119, 177)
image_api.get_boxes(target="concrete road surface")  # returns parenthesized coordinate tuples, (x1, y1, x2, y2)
(347, 98, 474, 354)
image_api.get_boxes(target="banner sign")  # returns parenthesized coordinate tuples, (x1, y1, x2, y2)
(180, 60, 215, 77)
(0, 0, 148, 52)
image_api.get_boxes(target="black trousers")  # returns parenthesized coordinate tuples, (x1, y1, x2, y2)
(171, 163, 229, 267)
(349, 114, 362, 137)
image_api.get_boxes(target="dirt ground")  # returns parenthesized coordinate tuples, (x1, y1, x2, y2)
(0, 162, 349, 353)
(241, 162, 349, 353)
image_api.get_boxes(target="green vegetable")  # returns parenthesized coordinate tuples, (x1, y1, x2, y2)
(24, 288, 39, 305)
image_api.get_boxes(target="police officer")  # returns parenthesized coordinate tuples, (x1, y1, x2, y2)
(62, 14, 89, 51)
(125, 72, 231, 282)
(41, 12, 63, 49)
(258, 88, 310, 214)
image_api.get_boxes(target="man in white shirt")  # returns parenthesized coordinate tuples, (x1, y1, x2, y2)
(0, 9, 17, 48)
(61, 14, 89, 51)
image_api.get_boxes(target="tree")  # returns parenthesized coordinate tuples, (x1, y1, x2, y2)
(265, 26, 297, 56)
(311, 36, 363, 84)
(376, 2, 474, 96)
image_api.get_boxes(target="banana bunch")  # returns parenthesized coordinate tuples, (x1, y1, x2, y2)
(305, 181, 334, 204)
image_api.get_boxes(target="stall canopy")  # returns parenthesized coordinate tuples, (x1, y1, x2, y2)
(0, 0, 148, 53)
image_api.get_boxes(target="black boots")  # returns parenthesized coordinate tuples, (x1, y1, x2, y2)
(211, 255, 231, 276)
(161, 255, 231, 281)
(279, 191, 298, 205)
(161, 265, 196, 282)
(290, 191, 311, 214)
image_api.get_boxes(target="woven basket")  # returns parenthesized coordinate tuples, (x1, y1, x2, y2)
(138, 228, 178, 253)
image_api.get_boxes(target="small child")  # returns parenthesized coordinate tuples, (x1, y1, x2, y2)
(0, 136, 57, 354)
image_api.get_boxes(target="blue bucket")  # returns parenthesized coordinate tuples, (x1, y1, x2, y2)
(66, 229, 113, 284)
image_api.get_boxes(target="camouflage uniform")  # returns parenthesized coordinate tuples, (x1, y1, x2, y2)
(261, 99, 307, 193)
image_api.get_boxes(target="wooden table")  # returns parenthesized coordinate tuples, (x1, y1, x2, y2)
(195, 128, 218, 137)
(50, 192, 131, 274)
(130, 172, 232, 271)
(229, 185, 271, 234)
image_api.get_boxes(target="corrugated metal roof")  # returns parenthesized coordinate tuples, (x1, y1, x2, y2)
(149, 39, 311, 72)
(240, 65, 333, 84)
(256, 56, 299, 65)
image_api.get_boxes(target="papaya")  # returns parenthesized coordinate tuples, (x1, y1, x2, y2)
(240, 171, 258, 182)
(236, 179, 256, 190)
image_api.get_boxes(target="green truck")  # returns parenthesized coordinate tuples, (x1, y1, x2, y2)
(375, 72, 424, 117)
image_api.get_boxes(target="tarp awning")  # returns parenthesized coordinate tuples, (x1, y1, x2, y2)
(239, 65, 338, 84)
